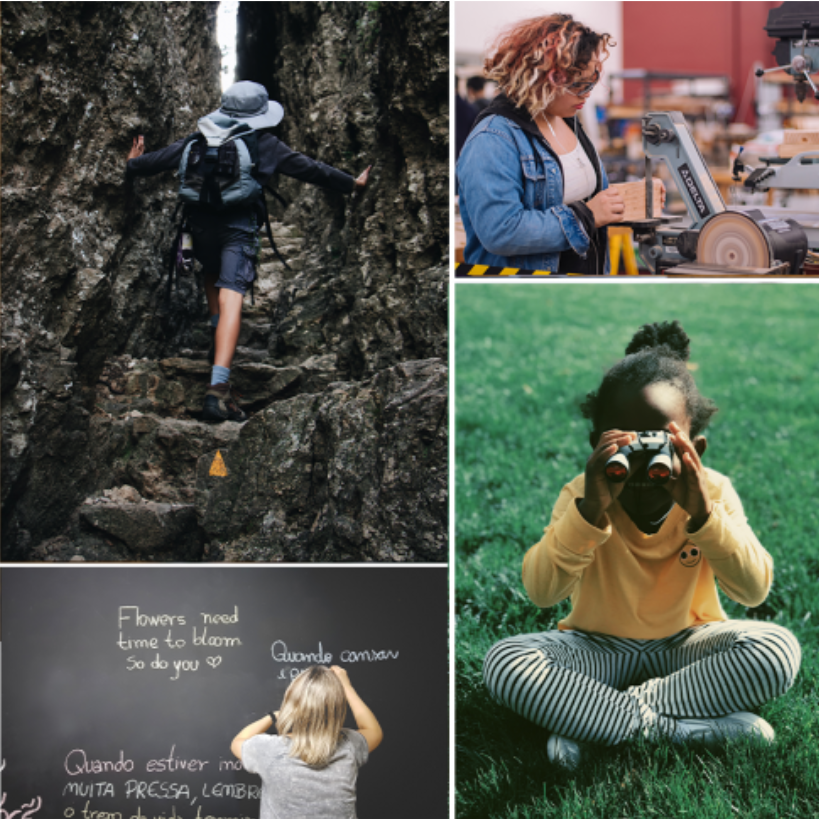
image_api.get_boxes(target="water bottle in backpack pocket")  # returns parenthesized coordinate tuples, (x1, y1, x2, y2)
(176, 222, 194, 274)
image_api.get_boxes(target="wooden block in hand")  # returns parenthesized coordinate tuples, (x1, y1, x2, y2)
(609, 178, 664, 221)
(455, 215, 466, 264)
(778, 131, 819, 158)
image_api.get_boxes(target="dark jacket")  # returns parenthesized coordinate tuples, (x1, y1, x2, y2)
(126, 131, 356, 226)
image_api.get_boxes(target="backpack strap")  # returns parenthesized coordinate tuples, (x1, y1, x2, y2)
(240, 130, 259, 169)
(264, 182, 289, 210)
(258, 192, 291, 271)
(162, 202, 187, 308)
(181, 132, 201, 150)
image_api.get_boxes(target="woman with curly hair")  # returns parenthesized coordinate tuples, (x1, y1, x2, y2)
(457, 14, 634, 274)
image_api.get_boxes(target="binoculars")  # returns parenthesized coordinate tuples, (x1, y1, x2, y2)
(604, 431, 675, 485)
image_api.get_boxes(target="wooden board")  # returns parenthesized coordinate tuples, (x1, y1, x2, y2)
(610, 178, 664, 221)
(778, 131, 819, 158)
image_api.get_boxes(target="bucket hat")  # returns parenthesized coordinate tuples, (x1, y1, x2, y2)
(212, 81, 284, 130)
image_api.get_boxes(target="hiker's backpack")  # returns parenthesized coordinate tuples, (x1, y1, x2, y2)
(177, 113, 262, 210)
(162, 113, 290, 311)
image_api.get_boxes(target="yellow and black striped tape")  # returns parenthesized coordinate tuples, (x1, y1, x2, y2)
(455, 263, 585, 277)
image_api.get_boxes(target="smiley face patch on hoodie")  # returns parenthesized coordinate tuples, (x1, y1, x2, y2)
(679, 544, 702, 568)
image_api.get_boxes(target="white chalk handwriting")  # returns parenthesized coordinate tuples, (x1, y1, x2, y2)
(115, 607, 241, 680)
(1, 793, 43, 819)
(270, 640, 400, 680)
(1, 760, 44, 818)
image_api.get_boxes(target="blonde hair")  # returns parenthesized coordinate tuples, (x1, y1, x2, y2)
(276, 666, 347, 768)
(484, 14, 614, 120)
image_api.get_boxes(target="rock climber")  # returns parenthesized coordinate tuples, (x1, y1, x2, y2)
(125, 80, 370, 422)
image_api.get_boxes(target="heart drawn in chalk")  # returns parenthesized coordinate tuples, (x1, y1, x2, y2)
(207, 656, 223, 668)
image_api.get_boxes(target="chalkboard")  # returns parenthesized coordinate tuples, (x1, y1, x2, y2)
(1, 567, 448, 819)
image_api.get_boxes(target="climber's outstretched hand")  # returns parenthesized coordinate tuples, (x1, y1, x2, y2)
(355, 165, 372, 189)
(127, 136, 145, 162)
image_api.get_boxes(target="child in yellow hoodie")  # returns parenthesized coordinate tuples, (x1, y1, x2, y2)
(483, 321, 801, 769)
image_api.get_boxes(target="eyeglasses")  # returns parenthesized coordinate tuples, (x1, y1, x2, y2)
(565, 71, 600, 97)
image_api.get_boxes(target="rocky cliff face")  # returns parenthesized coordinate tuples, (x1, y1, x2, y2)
(236, 1, 449, 377)
(1, 1, 449, 562)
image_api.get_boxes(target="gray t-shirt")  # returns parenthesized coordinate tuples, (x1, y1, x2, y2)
(242, 728, 369, 819)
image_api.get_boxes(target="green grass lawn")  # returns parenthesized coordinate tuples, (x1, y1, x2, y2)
(455, 283, 819, 818)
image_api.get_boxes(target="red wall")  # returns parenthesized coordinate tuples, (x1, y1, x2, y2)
(622, 1, 779, 125)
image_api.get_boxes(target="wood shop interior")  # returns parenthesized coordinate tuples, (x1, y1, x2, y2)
(455, 0, 819, 275)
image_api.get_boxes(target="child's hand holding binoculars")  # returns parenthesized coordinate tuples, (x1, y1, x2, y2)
(666, 422, 713, 532)
(579, 429, 637, 527)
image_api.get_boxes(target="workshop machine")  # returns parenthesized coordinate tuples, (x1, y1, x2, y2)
(756, 2, 819, 102)
(624, 3, 819, 275)
(625, 110, 811, 275)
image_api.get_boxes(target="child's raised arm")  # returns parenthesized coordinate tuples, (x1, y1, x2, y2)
(331, 666, 383, 752)
(230, 713, 274, 760)
(523, 430, 636, 607)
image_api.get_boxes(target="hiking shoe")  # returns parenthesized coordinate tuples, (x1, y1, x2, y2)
(202, 383, 248, 423)
(547, 734, 582, 771)
(673, 712, 775, 748)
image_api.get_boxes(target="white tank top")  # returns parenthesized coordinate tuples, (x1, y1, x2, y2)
(560, 141, 597, 203)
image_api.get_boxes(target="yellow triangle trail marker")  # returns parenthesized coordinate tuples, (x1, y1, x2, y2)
(209, 450, 228, 477)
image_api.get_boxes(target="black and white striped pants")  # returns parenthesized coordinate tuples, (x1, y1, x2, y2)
(483, 620, 801, 745)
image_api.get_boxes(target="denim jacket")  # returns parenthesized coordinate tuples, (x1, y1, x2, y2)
(457, 96, 609, 274)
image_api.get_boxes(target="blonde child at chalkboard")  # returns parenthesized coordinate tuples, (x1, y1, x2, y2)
(231, 665, 382, 819)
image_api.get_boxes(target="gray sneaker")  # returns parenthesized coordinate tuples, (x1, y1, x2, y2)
(202, 383, 248, 423)
(673, 712, 775, 748)
(547, 734, 582, 771)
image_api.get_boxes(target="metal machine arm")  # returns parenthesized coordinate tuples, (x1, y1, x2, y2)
(756, 12, 819, 103)
(641, 111, 726, 231)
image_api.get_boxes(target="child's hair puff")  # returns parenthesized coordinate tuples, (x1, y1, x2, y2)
(624, 320, 690, 359)
(581, 321, 718, 437)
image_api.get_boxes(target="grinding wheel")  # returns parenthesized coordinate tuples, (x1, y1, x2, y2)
(698, 212, 772, 268)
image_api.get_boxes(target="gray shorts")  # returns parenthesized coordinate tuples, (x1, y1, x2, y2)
(189, 210, 260, 296)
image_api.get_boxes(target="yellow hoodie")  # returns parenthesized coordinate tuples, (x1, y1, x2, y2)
(522, 468, 773, 640)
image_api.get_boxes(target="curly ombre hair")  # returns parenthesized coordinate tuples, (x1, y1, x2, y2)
(485, 14, 614, 119)
(276, 666, 348, 768)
